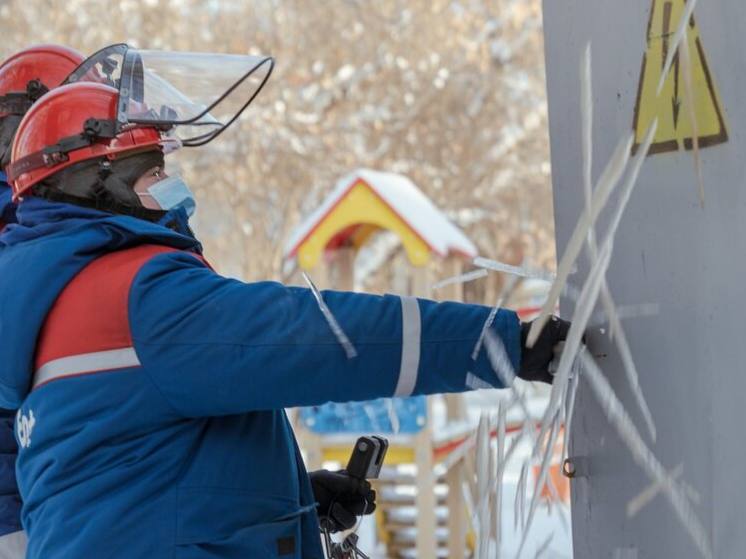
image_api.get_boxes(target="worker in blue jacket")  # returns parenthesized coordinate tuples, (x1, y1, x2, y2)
(2, 81, 567, 558)
(0, 44, 85, 558)
(0, 104, 24, 559)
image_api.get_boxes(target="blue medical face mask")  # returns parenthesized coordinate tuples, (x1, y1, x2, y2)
(140, 174, 196, 217)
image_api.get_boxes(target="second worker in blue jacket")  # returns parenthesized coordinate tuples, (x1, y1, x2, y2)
(1, 81, 568, 558)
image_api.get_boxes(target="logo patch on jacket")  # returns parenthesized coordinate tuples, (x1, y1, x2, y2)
(16, 409, 36, 448)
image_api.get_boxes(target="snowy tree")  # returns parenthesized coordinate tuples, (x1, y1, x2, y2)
(0, 0, 554, 283)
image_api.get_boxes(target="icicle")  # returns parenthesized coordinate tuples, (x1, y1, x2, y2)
(683, 483, 702, 506)
(474, 414, 491, 559)
(441, 434, 473, 472)
(592, 120, 660, 441)
(607, 304, 657, 441)
(527, 132, 634, 348)
(518, 409, 562, 557)
(520, 461, 529, 530)
(472, 274, 521, 363)
(562, 282, 582, 302)
(581, 42, 594, 221)
(302, 272, 357, 359)
(515, 461, 528, 532)
(603, 119, 658, 261)
(628, 463, 701, 513)
(579, 47, 658, 447)
(454, 414, 524, 528)
(535, 120, 659, 453)
(473, 256, 555, 283)
(534, 533, 555, 559)
(483, 330, 517, 387)
(503, 418, 527, 465)
(472, 300, 502, 361)
(679, 27, 705, 207)
(580, 351, 713, 559)
(484, 331, 541, 457)
(464, 449, 479, 511)
(431, 268, 489, 291)
(656, 0, 700, 95)
(386, 399, 400, 435)
(483, 329, 547, 510)
(533, 239, 613, 461)
(463, 475, 477, 525)
(481, 331, 569, 556)
(627, 463, 684, 518)
(562, 361, 581, 463)
(534, 114, 652, 357)
(494, 403, 507, 559)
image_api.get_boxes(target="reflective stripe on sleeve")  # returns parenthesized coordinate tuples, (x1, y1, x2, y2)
(33, 347, 141, 389)
(393, 296, 421, 397)
(0, 530, 27, 559)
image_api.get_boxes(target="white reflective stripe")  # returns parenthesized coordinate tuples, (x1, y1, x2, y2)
(33, 347, 141, 389)
(0, 531, 27, 559)
(394, 296, 421, 397)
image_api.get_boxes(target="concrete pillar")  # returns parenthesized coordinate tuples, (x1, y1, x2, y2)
(543, 1, 740, 556)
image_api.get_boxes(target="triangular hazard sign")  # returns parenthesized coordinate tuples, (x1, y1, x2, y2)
(632, 0, 728, 155)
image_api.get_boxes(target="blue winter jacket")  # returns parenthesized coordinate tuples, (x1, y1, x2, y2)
(0, 174, 23, 544)
(0, 197, 521, 559)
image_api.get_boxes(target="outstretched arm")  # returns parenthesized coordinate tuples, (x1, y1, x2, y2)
(130, 252, 522, 417)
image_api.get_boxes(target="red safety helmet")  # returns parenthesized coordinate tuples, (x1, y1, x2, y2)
(0, 44, 84, 117)
(8, 82, 171, 198)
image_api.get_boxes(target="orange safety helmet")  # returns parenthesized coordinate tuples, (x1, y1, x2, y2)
(8, 82, 170, 199)
(0, 44, 84, 117)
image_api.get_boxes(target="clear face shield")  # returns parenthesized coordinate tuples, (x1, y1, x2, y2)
(64, 44, 274, 147)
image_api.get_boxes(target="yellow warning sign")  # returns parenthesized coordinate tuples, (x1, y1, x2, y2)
(633, 0, 728, 155)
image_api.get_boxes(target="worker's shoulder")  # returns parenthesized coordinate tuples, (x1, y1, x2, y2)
(94, 243, 196, 273)
(36, 244, 203, 370)
(65, 244, 193, 298)
(88, 243, 208, 285)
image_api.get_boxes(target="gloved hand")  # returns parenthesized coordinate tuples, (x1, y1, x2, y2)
(519, 316, 571, 384)
(309, 469, 377, 533)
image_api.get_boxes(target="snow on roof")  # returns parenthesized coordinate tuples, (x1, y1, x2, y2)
(284, 168, 478, 259)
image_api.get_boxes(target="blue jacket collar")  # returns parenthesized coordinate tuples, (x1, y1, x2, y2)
(2, 196, 200, 251)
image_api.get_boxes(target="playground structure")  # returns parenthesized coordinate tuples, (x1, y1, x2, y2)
(283, 169, 568, 558)
(284, 168, 476, 558)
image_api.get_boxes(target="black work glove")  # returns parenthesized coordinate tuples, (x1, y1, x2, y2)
(309, 469, 377, 533)
(519, 316, 571, 384)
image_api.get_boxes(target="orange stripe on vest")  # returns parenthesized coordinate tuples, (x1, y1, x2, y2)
(33, 244, 181, 389)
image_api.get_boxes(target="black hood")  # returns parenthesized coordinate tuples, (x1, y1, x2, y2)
(32, 150, 168, 222)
